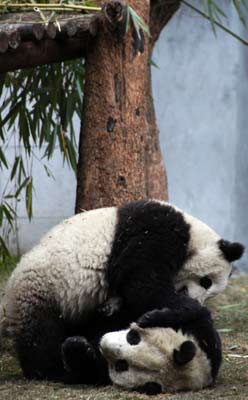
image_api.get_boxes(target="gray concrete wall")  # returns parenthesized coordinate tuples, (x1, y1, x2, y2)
(1, 1, 247, 269)
(0, 144, 77, 252)
(152, 1, 247, 270)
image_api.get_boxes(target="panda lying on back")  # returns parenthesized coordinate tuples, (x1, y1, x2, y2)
(61, 297, 222, 393)
(100, 304, 222, 394)
(0, 200, 244, 380)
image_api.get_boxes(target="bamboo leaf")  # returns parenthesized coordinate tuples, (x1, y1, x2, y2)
(4, 202, 16, 217)
(207, 0, 217, 36)
(0, 146, 8, 169)
(0, 123, 4, 141)
(44, 124, 57, 159)
(233, 0, 247, 27)
(0, 236, 11, 258)
(2, 203, 14, 227)
(10, 156, 20, 181)
(19, 107, 31, 154)
(65, 136, 77, 172)
(43, 164, 55, 179)
(182, 1, 248, 45)
(241, 0, 248, 12)
(15, 177, 30, 198)
(25, 178, 33, 221)
(18, 158, 26, 185)
(127, 6, 150, 38)
(0, 206, 3, 227)
(149, 58, 160, 69)
(211, 2, 227, 19)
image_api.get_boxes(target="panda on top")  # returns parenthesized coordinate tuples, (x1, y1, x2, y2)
(0, 200, 244, 387)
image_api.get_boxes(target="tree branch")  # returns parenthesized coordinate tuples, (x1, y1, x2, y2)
(0, 13, 98, 71)
(0, 37, 90, 72)
(150, 0, 181, 45)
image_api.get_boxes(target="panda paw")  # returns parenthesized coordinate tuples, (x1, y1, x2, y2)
(137, 308, 172, 328)
(62, 336, 96, 372)
(98, 297, 123, 317)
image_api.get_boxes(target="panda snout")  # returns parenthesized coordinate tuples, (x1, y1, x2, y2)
(100, 335, 123, 361)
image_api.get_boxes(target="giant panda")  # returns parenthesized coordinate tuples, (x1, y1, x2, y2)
(62, 300, 222, 393)
(0, 199, 243, 380)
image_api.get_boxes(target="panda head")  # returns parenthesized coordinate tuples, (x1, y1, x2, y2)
(174, 211, 245, 304)
(100, 323, 216, 394)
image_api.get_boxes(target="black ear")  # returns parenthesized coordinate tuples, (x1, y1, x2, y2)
(173, 341, 196, 366)
(218, 239, 245, 262)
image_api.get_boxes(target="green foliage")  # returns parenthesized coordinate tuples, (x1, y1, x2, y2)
(0, 0, 101, 16)
(183, 0, 248, 44)
(0, 60, 84, 259)
(126, 6, 150, 40)
(0, 1, 152, 261)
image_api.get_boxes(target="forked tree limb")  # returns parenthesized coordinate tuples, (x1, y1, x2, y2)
(150, 0, 181, 45)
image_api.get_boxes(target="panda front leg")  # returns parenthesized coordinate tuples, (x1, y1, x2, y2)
(111, 269, 175, 320)
(61, 336, 109, 384)
(113, 267, 204, 321)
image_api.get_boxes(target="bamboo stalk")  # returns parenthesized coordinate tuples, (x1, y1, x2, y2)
(0, 3, 101, 11)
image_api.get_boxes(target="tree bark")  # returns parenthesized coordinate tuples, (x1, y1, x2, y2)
(75, 0, 180, 211)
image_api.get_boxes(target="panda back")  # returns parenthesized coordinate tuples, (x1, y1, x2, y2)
(4, 207, 118, 321)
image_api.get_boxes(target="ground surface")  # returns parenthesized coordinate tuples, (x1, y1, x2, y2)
(0, 263, 247, 400)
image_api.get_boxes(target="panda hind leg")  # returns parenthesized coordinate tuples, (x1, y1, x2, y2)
(15, 309, 67, 381)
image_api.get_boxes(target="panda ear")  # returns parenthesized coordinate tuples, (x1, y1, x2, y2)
(218, 239, 245, 262)
(173, 341, 196, 366)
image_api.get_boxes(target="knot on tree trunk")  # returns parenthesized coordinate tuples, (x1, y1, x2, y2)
(102, 0, 127, 36)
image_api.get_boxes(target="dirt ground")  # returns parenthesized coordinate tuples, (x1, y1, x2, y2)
(0, 264, 247, 400)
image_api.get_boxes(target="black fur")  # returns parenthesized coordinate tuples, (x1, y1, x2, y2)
(218, 239, 245, 262)
(199, 276, 212, 289)
(14, 200, 222, 385)
(106, 200, 191, 319)
(138, 303, 222, 382)
(126, 329, 141, 345)
(115, 359, 129, 372)
(61, 336, 108, 384)
(15, 300, 67, 381)
(16, 307, 122, 384)
(136, 382, 162, 395)
(173, 341, 196, 366)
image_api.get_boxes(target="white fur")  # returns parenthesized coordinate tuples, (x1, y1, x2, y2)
(1, 207, 117, 336)
(176, 211, 231, 303)
(100, 323, 212, 392)
(1, 201, 232, 338)
(155, 200, 232, 303)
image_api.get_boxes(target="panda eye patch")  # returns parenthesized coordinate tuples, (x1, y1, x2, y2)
(115, 359, 129, 372)
(200, 276, 212, 289)
(126, 330, 141, 345)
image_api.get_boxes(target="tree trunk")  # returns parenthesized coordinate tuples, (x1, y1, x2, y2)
(75, 0, 180, 212)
